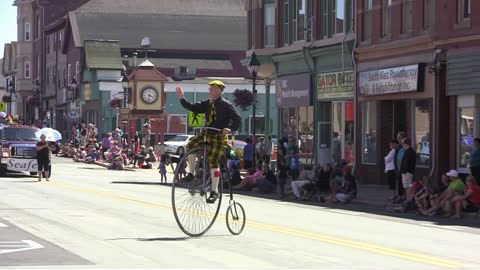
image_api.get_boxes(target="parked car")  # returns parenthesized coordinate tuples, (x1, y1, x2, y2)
(164, 135, 194, 155)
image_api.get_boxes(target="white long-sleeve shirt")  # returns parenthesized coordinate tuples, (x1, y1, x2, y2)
(384, 149, 396, 172)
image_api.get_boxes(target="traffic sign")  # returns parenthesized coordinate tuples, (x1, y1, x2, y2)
(0, 102, 6, 112)
(188, 111, 204, 127)
(70, 111, 78, 119)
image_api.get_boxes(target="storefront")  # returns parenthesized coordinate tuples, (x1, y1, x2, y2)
(356, 62, 435, 185)
(447, 49, 480, 175)
(316, 71, 355, 165)
(275, 73, 314, 165)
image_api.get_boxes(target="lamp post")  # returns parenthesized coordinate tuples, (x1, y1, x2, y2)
(121, 73, 129, 108)
(69, 77, 78, 141)
(248, 52, 261, 169)
(33, 80, 40, 122)
(7, 79, 14, 115)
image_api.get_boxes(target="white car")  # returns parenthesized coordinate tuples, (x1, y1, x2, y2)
(164, 135, 194, 155)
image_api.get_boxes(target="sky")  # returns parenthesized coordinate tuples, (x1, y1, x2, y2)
(0, 1, 17, 59)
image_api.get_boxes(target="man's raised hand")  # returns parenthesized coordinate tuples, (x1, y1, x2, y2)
(176, 87, 184, 100)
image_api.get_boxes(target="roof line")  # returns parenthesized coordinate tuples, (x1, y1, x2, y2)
(71, 11, 245, 17)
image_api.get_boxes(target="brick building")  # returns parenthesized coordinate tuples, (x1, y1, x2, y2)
(355, 0, 479, 184)
(245, 0, 355, 167)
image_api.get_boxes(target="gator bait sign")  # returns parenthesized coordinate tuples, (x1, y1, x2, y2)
(7, 159, 38, 172)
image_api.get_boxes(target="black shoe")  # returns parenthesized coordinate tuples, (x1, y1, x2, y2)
(206, 191, 220, 204)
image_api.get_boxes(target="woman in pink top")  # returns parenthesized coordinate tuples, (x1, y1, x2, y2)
(232, 165, 263, 190)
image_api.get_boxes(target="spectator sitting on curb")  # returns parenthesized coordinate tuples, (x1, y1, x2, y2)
(253, 166, 277, 194)
(326, 166, 357, 204)
(387, 178, 425, 213)
(420, 170, 466, 216)
(232, 165, 263, 191)
(108, 156, 125, 170)
(133, 145, 147, 168)
(451, 175, 480, 218)
(290, 168, 315, 200)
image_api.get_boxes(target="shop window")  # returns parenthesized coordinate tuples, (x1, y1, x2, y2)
(332, 101, 355, 163)
(459, 108, 475, 168)
(299, 106, 314, 164)
(459, 0, 471, 20)
(362, 101, 377, 164)
(264, 1, 276, 47)
(413, 100, 431, 167)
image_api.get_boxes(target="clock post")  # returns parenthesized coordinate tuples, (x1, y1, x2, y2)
(127, 59, 168, 145)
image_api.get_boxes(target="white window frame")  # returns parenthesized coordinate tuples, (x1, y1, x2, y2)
(58, 32, 63, 50)
(294, 0, 306, 42)
(24, 22, 31, 41)
(24, 62, 31, 79)
(263, 3, 276, 48)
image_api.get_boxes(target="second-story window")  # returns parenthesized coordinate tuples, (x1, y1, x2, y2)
(459, 0, 471, 21)
(293, 0, 306, 41)
(333, 0, 345, 34)
(248, 0, 254, 49)
(76, 61, 80, 81)
(264, 0, 276, 47)
(283, 0, 289, 45)
(401, 0, 413, 34)
(24, 62, 31, 79)
(24, 22, 31, 41)
(46, 35, 50, 53)
(67, 64, 71, 88)
(382, 0, 392, 36)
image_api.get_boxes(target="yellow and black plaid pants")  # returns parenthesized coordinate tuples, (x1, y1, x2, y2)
(186, 132, 228, 168)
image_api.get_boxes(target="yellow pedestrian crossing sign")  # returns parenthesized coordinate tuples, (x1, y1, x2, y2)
(0, 102, 6, 112)
(188, 111, 204, 127)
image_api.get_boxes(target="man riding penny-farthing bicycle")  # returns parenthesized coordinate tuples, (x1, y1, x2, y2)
(172, 80, 246, 237)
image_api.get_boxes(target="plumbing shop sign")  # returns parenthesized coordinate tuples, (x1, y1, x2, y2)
(276, 73, 312, 107)
(7, 159, 38, 172)
(359, 64, 423, 96)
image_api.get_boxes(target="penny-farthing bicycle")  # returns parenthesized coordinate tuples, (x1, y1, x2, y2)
(171, 127, 246, 237)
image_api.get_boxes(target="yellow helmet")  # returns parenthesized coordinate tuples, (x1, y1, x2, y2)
(208, 80, 226, 90)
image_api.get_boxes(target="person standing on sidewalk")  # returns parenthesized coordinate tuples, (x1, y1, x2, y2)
(400, 138, 416, 201)
(395, 131, 406, 200)
(469, 138, 480, 183)
(385, 139, 399, 199)
(243, 137, 254, 171)
(36, 134, 51, 182)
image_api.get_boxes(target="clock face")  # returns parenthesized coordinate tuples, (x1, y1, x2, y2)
(141, 87, 158, 104)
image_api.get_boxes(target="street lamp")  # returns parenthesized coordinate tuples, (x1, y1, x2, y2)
(7, 80, 15, 115)
(248, 52, 261, 169)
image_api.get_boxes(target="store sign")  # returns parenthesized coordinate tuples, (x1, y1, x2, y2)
(276, 73, 311, 107)
(359, 64, 423, 96)
(317, 71, 354, 99)
(119, 108, 130, 121)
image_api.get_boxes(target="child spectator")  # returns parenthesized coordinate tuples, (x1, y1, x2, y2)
(159, 158, 167, 183)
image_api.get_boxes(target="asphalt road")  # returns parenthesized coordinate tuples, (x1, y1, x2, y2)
(0, 157, 479, 269)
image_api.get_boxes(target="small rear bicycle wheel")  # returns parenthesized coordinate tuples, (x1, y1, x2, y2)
(226, 202, 246, 235)
(171, 147, 223, 237)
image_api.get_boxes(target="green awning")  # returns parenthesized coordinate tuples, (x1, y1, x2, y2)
(84, 40, 123, 70)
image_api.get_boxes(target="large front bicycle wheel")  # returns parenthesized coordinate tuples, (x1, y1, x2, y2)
(171, 147, 223, 237)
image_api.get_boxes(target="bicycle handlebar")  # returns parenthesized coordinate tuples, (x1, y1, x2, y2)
(193, 127, 224, 133)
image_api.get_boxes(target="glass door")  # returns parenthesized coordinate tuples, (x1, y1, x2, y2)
(332, 101, 355, 163)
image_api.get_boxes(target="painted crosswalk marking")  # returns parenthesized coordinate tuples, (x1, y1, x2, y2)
(0, 240, 44, 254)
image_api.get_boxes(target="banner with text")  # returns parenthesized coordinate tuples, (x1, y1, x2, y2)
(359, 64, 423, 96)
(276, 73, 312, 107)
(317, 71, 354, 100)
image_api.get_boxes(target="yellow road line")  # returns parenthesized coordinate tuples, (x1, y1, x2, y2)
(47, 181, 465, 268)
